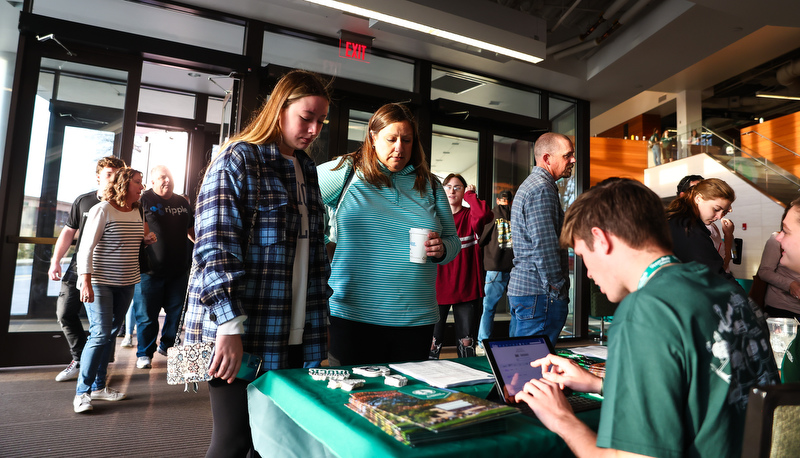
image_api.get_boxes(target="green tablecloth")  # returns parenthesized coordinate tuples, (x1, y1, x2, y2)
(247, 358, 600, 457)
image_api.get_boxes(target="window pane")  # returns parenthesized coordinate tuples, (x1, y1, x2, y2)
(33, 0, 244, 54)
(432, 67, 541, 119)
(41, 58, 127, 109)
(491, 135, 535, 319)
(14, 57, 127, 325)
(262, 30, 414, 92)
(131, 129, 189, 196)
(347, 109, 371, 152)
(138, 88, 196, 119)
(492, 136, 534, 199)
(0, 17, 19, 178)
(549, 95, 579, 339)
(59, 127, 116, 203)
(430, 125, 479, 187)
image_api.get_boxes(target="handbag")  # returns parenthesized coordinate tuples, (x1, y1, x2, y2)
(167, 151, 261, 392)
(166, 261, 214, 391)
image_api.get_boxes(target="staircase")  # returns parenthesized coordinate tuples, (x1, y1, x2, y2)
(701, 128, 800, 206)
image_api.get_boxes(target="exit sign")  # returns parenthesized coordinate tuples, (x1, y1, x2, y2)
(339, 30, 373, 63)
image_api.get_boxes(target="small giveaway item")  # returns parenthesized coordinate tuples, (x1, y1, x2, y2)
(353, 366, 391, 377)
(384, 374, 408, 387)
(309, 368, 351, 381)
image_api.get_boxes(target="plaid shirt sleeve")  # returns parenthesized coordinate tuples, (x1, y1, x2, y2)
(509, 170, 567, 297)
(192, 145, 252, 325)
(525, 183, 566, 292)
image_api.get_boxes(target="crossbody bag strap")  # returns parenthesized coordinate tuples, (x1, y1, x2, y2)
(337, 163, 356, 208)
(174, 151, 261, 346)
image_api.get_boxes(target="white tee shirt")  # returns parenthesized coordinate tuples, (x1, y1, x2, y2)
(283, 154, 310, 345)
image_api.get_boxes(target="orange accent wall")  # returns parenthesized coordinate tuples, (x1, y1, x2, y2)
(740, 112, 800, 177)
(598, 113, 661, 140)
(589, 137, 648, 187)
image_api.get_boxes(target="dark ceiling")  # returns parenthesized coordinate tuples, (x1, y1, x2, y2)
(479, 0, 800, 136)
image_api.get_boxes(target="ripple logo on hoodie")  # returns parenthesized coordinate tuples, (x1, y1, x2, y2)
(149, 203, 189, 217)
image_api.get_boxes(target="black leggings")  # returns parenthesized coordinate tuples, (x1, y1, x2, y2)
(207, 378, 256, 458)
(328, 316, 434, 366)
(206, 346, 304, 458)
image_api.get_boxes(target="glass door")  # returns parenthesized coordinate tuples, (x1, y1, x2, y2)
(0, 46, 140, 366)
(21, 58, 129, 319)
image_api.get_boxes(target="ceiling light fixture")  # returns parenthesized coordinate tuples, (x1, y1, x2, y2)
(302, 0, 543, 64)
(755, 92, 800, 101)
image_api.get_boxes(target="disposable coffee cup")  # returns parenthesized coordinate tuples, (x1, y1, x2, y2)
(409, 228, 431, 264)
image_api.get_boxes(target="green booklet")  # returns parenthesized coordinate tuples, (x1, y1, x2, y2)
(347, 386, 518, 446)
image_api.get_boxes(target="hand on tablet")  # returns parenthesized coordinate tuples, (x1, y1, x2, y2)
(531, 354, 603, 394)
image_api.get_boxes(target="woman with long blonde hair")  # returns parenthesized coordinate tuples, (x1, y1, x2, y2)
(185, 69, 332, 457)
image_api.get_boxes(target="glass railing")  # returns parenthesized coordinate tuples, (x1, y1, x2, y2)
(741, 130, 800, 159)
(695, 127, 800, 206)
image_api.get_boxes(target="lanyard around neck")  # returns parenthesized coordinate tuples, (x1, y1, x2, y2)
(637, 255, 681, 289)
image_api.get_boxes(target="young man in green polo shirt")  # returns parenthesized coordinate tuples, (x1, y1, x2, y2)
(514, 178, 778, 458)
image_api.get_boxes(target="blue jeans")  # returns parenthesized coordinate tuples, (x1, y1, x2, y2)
(76, 284, 134, 394)
(134, 271, 189, 358)
(124, 300, 135, 336)
(508, 294, 569, 345)
(478, 271, 510, 345)
(651, 145, 662, 166)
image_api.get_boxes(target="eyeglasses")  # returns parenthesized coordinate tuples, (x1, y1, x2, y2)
(444, 185, 463, 191)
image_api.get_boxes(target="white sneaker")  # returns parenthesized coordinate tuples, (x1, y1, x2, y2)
(136, 356, 152, 369)
(56, 360, 80, 382)
(91, 387, 127, 401)
(476, 346, 486, 357)
(121, 335, 133, 347)
(73, 393, 93, 413)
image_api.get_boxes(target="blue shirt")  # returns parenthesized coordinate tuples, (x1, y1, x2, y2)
(508, 166, 569, 299)
(185, 142, 330, 370)
(318, 159, 460, 326)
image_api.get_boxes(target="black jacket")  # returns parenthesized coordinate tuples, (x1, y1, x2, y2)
(479, 204, 514, 272)
(668, 215, 740, 288)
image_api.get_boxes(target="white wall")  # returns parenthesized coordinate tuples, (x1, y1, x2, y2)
(645, 154, 785, 281)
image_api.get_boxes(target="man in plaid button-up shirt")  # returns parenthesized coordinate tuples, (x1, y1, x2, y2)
(508, 133, 575, 345)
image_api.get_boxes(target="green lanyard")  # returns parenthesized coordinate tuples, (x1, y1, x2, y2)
(637, 255, 681, 289)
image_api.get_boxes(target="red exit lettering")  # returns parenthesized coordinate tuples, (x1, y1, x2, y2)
(339, 40, 369, 62)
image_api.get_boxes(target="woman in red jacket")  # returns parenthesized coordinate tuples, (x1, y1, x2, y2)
(430, 174, 493, 358)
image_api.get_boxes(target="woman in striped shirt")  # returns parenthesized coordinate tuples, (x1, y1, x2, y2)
(73, 167, 155, 413)
(319, 103, 460, 365)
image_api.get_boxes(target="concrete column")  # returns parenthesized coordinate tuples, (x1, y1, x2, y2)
(675, 90, 703, 159)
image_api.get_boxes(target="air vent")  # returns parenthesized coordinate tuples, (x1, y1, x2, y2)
(658, 94, 667, 103)
(431, 74, 484, 94)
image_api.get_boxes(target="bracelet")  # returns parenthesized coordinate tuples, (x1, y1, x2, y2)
(599, 377, 605, 396)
